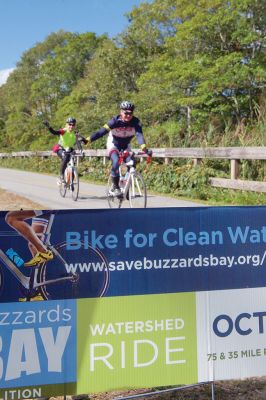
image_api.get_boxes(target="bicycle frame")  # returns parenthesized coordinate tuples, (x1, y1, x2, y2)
(119, 162, 134, 200)
(65, 151, 77, 179)
(0, 249, 30, 289)
(63, 150, 79, 185)
(59, 148, 82, 200)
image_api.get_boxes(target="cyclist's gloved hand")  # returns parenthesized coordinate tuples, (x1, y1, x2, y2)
(85, 137, 91, 146)
(141, 146, 152, 156)
(141, 145, 148, 153)
(43, 120, 50, 128)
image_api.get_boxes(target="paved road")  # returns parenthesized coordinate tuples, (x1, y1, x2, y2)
(0, 168, 203, 209)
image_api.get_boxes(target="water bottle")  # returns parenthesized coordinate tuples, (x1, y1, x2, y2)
(120, 172, 129, 189)
(120, 176, 126, 188)
(6, 248, 24, 267)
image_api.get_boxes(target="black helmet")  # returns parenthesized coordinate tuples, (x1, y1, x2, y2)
(120, 101, 135, 111)
(66, 117, 76, 124)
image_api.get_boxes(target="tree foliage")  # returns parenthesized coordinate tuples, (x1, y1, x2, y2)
(0, 0, 266, 150)
(134, 0, 266, 143)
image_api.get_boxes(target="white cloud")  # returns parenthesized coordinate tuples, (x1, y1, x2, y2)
(0, 68, 14, 86)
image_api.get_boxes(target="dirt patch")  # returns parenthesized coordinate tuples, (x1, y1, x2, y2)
(0, 188, 44, 211)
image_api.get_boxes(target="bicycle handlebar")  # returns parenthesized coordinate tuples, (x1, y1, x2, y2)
(136, 150, 153, 156)
(118, 149, 152, 165)
(136, 150, 153, 164)
(62, 149, 84, 160)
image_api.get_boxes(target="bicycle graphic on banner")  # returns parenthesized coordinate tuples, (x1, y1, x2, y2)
(0, 210, 109, 302)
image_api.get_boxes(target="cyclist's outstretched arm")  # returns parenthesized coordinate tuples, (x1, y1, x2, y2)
(43, 121, 63, 136)
(134, 121, 152, 155)
(89, 126, 109, 143)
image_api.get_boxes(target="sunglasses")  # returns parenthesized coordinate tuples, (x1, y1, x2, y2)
(68, 123, 75, 126)
(124, 111, 133, 116)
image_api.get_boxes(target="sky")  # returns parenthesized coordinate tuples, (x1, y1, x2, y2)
(0, 0, 148, 85)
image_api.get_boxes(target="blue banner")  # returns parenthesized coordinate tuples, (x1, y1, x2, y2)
(1, 206, 266, 398)
(0, 206, 266, 302)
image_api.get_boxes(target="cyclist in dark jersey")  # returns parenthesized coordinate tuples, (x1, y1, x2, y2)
(89, 101, 151, 195)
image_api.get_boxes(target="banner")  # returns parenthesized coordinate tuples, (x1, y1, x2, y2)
(0, 206, 266, 399)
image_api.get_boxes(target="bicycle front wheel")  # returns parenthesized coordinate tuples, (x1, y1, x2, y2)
(106, 176, 123, 208)
(129, 171, 147, 208)
(38, 242, 109, 300)
(71, 167, 79, 201)
(59, 179, 67, 197)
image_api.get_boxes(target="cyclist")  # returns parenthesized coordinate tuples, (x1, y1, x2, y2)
(5, 210, 54, 301)
(89, 101, 151, 196)
(44, 117, 88, 184)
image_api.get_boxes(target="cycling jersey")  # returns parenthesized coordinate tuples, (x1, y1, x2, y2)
(49, 127, 77, 149)
(48, 127, 88, 152)
(90, 114, 146, 150)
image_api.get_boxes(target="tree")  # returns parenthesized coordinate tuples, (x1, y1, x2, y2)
(30, 32, 102, 117)
(2, 31, 102, 149)
(134, 0, 266, 142)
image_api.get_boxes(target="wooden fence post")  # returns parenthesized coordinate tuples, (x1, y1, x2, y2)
(230, 159, 239, 179)
(193, 158, 201, 166)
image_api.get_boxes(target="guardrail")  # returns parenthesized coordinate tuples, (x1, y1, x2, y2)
(0, 147, 266, 193)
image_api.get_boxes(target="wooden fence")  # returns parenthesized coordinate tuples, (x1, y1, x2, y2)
(0, 147, 266, 193)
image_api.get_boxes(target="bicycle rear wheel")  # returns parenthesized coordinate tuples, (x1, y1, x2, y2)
(106, 176, 123, 208)
(38, 242, 109, 300)
(129, 171, 147, 208)
(71, 167, 79, 201)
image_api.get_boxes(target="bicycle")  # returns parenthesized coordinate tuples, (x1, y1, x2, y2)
(58, 149, 80, 201)
(106, 150, 152, 209)
(0, 212, 109, 301)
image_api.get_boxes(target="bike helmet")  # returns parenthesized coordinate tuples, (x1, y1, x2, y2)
(66, 117, 76, 124)
(120, 101, 135, 111)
